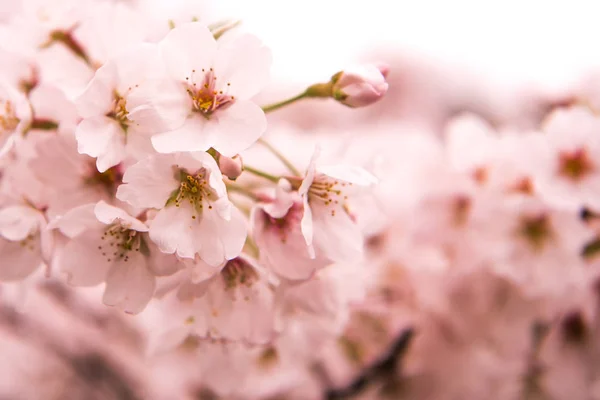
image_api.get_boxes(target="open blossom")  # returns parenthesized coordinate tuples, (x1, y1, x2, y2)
(252, 183, 331, 281)
(298, 150, 378, 264)
(116, 152, 247, 265)
(75, 43, 188, 172)
(535, 106, 600, 211)
(0, 204, 51, 281)
(151, 22, 271, 156)
(49, 201, 181, 314)
(176, 257, 275, 344)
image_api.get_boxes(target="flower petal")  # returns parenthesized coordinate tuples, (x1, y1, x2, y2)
(117, 154, 180, 209)
(103, 251, 156, 314)
(211, 100, 267, 157)
(159, 22, 217, 82)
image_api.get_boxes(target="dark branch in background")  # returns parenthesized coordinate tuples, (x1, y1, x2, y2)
(0, 298, 142, 400)
(325, 328, 415, 400)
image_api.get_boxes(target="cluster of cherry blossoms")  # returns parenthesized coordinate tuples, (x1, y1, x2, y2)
(5, 1, 600, 399)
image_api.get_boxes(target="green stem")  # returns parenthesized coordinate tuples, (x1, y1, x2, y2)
(261, 91, 308, 113)
(225, 182, 260, 201)
(258, 138, 301, 176)
(243, 165, 280, 183)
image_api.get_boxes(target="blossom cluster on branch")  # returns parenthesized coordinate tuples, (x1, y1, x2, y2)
(2, 1, 600, 399)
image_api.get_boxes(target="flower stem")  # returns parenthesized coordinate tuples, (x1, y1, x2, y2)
(261, 91, 309, 113)
(257, 138, 302, 176)
(243, 165, 280, 183)
(225, 182, 260, 201)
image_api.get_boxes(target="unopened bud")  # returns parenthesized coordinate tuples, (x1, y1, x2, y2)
(331, 64, 389, 108)
(219, 154, 243, 180)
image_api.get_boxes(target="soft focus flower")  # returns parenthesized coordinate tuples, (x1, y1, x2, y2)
(151, 22, 271, 156)
(0, 204, 50, 281)
(332, 64, 389, 108)
(116, 152, 247, 265)
(49, 201, 181, 313)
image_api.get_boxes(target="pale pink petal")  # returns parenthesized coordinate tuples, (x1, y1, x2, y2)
(311, 202, 363, 264)
(213, 34, 272, 100)
(210, 100, 267, 157)
(126, 79, 190, 133)
(151, 115, 213, 154)
(300, 196, 314, 252)
(94, 201, 148, 232)
(196, 204, 247, 265)
(316, 165, 378, 187)
(147, 248, 183, 277)
(58, 228, 112, 286)
(75, 115, 126, 172)
(47, 203, 102, 238)
(298, 147, 320, 197)
(103, 251, 156, 314)
(75, 62, 116, 118)
(0, 206, 41, 241)
(0, 236, 42, 281)
(117, 154, 180, 209)
(159, 22, 217, 82)
(149, 204, 198, 259)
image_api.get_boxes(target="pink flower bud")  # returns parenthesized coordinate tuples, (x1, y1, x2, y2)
(332, 64, 389, 108)
(219, 154, 243, 180)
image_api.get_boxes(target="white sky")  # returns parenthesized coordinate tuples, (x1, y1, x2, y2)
(213, 0, 600, 90)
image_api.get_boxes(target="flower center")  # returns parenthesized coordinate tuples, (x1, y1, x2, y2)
(221, 258, 258, 290)
(308, 176, 351, 217)
(0, 100, 20, 136)
(98, 222, 143, 263)
(84, 164, 123, 195)
(518, 213, 553, 251)
(106, 91, 132, 132)
(185, 68, 234, 117)
(451, 195, 472, 226)
(265, 202, 302, 244)
(558, 148, 594, 181)
(168, 168, 216, 219)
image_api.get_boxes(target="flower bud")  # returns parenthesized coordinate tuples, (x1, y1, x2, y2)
(331, 64, 389, 108)
(219, 154, 243, 180)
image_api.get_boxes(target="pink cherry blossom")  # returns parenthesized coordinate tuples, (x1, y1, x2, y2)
(151, 22, 271, 156)
(298, 149, 378, 264)
(535, 106, 600, 211)
(49, 201, 181, 314)
(252, 185, 331, 281)
(75, 43, 188, 172)
(0, 204, 51, 281)
(116, 152, 247, 265)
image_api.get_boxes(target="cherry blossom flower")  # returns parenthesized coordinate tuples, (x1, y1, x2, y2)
(116, 152, 247, 265)
(252, 184, 330, 281)
(0, 203, 51, 281)
(75, 43, 188, 172)
(49, 201, 181, 314)
(298, 150, 378, 264)
(535, 106, 600, 211)
(151, 22, 271, 156)
(154, 257, 275, 347)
